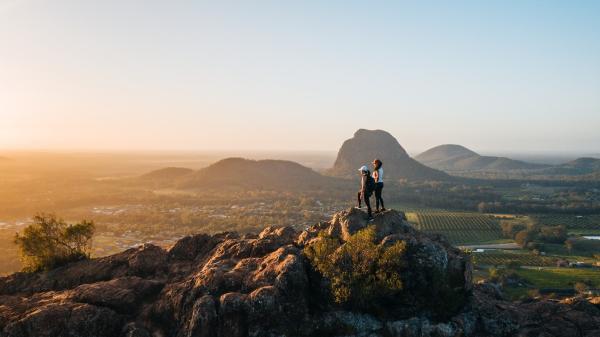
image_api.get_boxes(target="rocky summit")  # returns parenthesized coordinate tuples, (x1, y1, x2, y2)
(1, 209, 600, 337)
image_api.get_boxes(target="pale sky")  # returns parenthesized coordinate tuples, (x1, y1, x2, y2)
(1, 1, 599, 153)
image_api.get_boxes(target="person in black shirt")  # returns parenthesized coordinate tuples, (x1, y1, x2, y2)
(356, 165, 374, 218)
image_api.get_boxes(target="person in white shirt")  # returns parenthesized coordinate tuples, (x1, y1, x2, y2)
(372, 159, 385, 212)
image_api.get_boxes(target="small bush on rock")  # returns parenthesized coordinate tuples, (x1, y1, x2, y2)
(304, 226, 407, 311)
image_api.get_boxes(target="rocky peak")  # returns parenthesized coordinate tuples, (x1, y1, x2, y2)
(330, 129, 450, 181)
(1, 209, 599, 337)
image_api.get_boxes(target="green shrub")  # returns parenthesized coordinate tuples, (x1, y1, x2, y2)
(14, 214, 95, 272)
(304, 226, 407, 310)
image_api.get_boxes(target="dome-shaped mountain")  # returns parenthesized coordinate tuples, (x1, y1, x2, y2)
(416, 144, 547, 172)
(415, 144, 478, 164)
(330, 129, 450, 181)
(178, 157, 342, 190)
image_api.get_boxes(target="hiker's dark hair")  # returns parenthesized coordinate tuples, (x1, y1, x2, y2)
(373, 159, 382, 169)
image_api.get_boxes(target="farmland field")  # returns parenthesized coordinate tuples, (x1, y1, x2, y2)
(400, 208, 600, 245)
(471, 250, 558, 267)
(405, 211, 504, 245)
(515, 268, 600, 289)
(532, 214, 600, 230)
(477, 267, 600, 300)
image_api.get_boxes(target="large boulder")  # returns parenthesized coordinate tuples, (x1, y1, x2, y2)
(66, 277, 164, 313)
(0, 302, 122, 337)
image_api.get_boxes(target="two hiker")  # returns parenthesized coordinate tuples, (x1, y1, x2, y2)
(357, 159, 385, 218)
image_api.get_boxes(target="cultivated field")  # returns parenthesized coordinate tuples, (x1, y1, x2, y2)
(405, 210, 505, 245)
(533, 214, 600, 231)
(472, 250, 558, 267)
(515, 268, 600, 289)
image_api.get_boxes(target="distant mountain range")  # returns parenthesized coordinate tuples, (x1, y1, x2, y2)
(329, 129, 450, 181)
(538, 157, 600, 176)
(415, 144, 600, 178)
(140, 129, 452, 189)
(415, 144, 548, 172)
(139, 131, 600, 187)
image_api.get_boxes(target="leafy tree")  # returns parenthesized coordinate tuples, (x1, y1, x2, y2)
(515, 229, 537, 248)
(14, 214, 95, 272)
(538, 225, 567, 244)
(500, 221, 525, 239)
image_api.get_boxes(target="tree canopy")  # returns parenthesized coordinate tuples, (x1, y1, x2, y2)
(14, 214, 95, 272)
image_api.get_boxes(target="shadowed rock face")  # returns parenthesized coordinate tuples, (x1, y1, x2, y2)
(1, 210, 599, 337)
(330, 129, 450, 181)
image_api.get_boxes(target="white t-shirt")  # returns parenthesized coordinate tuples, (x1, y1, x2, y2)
(373, 168, 383, 183)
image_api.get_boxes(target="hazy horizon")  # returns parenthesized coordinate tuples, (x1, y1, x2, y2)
(1, 1, 599, 153)
(1, 147, 597, 169)
(1, 146, 597, 157)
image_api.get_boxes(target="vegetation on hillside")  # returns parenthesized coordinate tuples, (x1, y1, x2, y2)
(304, 226, 407, 311)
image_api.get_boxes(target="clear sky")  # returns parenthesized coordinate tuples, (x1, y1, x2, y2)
(1, 1, 599, 154)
